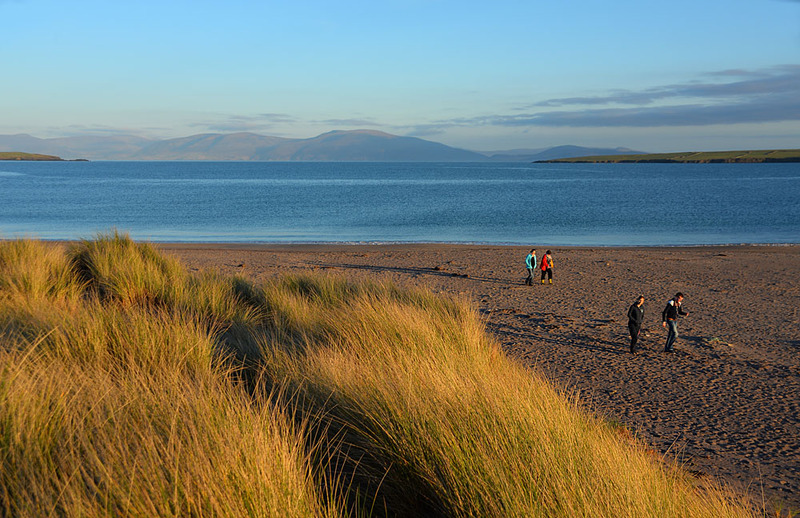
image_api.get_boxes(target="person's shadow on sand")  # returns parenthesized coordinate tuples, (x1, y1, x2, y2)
(485, 320, 628, 356)
(310, 261, 510, 285)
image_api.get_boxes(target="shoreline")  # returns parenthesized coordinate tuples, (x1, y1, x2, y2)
(7, 239, 791, 254)
(157, 242, 800, 509)
(159, 242, 800, 249)
(30, 239, 800, 249)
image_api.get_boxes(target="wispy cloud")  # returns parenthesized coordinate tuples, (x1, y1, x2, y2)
(436, 65, 800, 128)
(189, 113, 298, 133)
(401, 124, 452, 138)
(255, 113, 297, 124)
(317, 118, 381, 127)
(59, 124, 151, 138)
(481, 98, 800, 127)
(530, 65, 800, 108)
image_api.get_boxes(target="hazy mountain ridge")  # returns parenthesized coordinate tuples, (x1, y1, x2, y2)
(133, 132, 291, 161)
(0, 134, 155, 160)
(0, 131, 642, 162)
(486, 145, 645, 162)
(253, 130, 488, 161)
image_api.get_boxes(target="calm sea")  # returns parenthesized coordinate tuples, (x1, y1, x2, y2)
(1, 161, 798, 246)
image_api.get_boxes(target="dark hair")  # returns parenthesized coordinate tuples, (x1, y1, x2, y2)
(546, 250, 551, 254)
(636, 295, 644, 301)
(675, 292, 684, 298)
(530, 249, 536, 253)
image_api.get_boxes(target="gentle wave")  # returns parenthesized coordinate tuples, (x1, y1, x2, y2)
(1, 161, 798, 245)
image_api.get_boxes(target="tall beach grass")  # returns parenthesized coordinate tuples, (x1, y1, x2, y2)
(0, 233, 756, 517)
(0, 235, 337, 517)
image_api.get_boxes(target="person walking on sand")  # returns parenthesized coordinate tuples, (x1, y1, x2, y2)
(524, 249, 537, 286)
(662, 292, 688, 353)
(540, 250, 554, 284)
(627, 295, 645, 353)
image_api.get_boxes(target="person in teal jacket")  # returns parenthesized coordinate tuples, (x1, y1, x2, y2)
(524, 249, 537, 285)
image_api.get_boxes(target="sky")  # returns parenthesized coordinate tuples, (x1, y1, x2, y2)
(1, 0, 799, 153)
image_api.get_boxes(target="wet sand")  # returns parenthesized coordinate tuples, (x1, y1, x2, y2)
(161, 243, 800, 508)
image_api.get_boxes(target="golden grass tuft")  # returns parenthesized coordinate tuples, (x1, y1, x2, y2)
(250, 277, 754, 517)
(0, 234, 757, 517)
(0, 234, 337, 517)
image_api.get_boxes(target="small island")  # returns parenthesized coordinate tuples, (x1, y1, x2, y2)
(538, 149, 800, 163)
(0, 151, 88, 161)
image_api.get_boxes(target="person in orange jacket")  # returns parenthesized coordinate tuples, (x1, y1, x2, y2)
(540, 250, 554, 284)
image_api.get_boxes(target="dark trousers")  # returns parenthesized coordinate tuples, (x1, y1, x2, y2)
(628, 323, 641, 352)
(525, 268, 534, 285)
(540, 268, 552, 281)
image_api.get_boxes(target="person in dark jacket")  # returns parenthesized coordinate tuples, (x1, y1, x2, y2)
(627, 295, 645, 353)
(661, 292, 688, 353)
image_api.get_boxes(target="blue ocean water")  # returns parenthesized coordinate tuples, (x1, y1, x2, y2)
(1, 161, 798, 245)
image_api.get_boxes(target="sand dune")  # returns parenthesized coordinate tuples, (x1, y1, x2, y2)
(162, 243, 800, 509)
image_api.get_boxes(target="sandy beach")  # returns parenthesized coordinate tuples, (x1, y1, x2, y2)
(161, 243, 800, 508)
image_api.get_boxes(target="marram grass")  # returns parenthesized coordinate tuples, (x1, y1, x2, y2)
(0, 234, 338, 518)
(0, 233, 756, 517)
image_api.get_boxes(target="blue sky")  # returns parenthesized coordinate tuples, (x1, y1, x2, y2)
(1, 0, 799, 152)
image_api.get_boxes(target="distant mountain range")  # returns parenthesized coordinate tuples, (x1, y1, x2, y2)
(485, 145, 645, 162)
(0, 130, 645, 162)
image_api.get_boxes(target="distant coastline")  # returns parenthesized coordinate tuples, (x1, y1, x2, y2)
(0, 131, 641, 162)
(538, 149, 800, 164)
(0, 151, 88, 162)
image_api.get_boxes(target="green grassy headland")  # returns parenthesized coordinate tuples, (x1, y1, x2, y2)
(0, 232, 759, 517)
(540, 149, 800, 163)
(0, 151, 66, 161)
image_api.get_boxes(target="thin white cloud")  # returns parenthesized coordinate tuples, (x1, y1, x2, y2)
(59, 124, 151, 138)
(530, 65, 800, 108)
(254, 113, 297, 124)
(188, 113, 299, 133)
(317, 118, 382, 127)
(403, 124, 451, 138)
(432, 65, 800, 128)
(489, 98, 800, 127)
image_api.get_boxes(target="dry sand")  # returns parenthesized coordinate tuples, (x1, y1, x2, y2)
(162, 243, 800, 508)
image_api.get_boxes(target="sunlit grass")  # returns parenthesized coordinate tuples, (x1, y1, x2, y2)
(249, 276, 753, 517)
(0, 233, 756, 517)
(0, 234, 338, 517)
